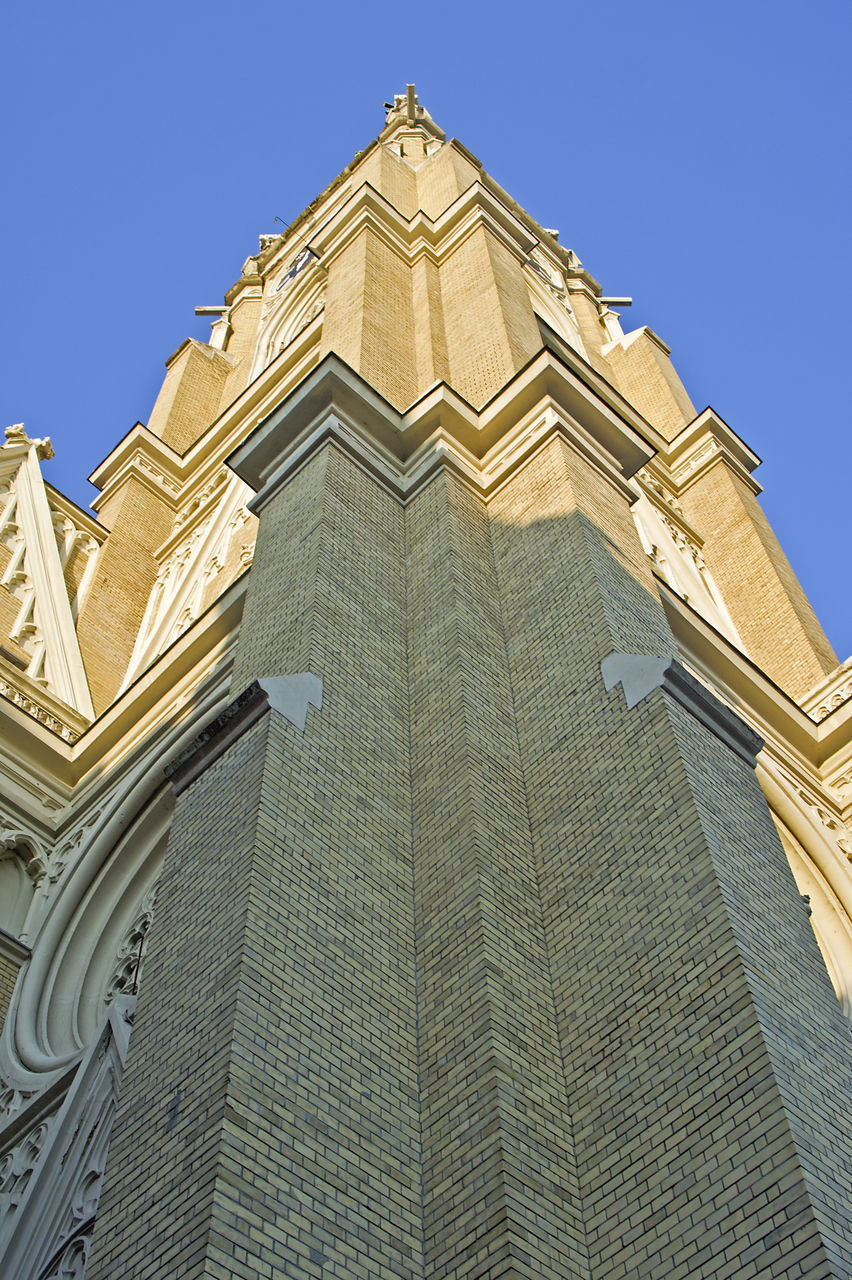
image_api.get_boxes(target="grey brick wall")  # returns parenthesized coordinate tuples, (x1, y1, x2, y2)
(88, 435, 852, 1280)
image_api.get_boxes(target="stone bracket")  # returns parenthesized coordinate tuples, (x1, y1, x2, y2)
(601, 652, 763, 765)
(165, 673, 322, 795)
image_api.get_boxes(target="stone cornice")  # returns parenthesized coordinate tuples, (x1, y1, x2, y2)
(228, 349, 656, 514)
(0, 573, 247, 797)
(659, 581, 852, 775)
(307, 178, 540, 273)
(0, 928, 31, 966)
(88, 423, 184, 512)
(664, 406, 762, 496)
(801, 658, 852, 724)
(0, 656, 89, 745)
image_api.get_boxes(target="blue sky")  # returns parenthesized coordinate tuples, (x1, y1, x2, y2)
(2, 0, 850, 660)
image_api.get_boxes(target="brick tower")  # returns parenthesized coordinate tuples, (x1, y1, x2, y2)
(1, 89, 851, 1280)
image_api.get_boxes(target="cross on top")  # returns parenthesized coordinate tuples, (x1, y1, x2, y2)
(384, 85, 419, 122)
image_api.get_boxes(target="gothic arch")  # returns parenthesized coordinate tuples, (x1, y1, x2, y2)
(0, 852, 35, 940)
(250, 267, 326, 381)
(35, 793, 171, 1064)
(0, 835, 47, 942)
(4, 670, 229, 1081)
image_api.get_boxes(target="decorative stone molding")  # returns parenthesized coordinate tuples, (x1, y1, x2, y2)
(121, 472, 255, 688)
(39, 1233, 88, 1278)
(663, 407, 762, 496)
(0, 1117, 54, 1236)
(801, 659, 852, 723)
(0, 1012, 128, 1280)
(227, 350, 655, 518)
(813, 683, 852, 721)
(88, 423, 183, 514)
(105, 887, 157, 1003)
(0, 429, 94, 717)
(630, 486, 743, 649)
(47, 807, 108, 888)
(0, 823, 50, 888)
(0, 677, 83, 743)
(636, 467, 682, 515)
(794, 786, 852, 863)
(0, 1084, 38, 1122)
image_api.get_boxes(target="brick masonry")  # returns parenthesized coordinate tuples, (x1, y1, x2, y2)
(678, 458, 837, 699)
(0, 952, 21, 1027)
(87, 431, 852, 1280)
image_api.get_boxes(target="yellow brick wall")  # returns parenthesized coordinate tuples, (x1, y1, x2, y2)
(440, 227, 523, 406)
(320, 229, 368, 373)
(604, 330, 696, 440)
(147, 341, 233, 456)
(411, 254, 450, 390)
(359, 230, 418, 407)
(489, 436, 852, 1277)
(679, 459, 837, 697)
(218, 295, 263, 410)
(406, 467, 589, 1277)
(357, 146, 419, 218)
(76, 477, 176, 711)
(415, 142, 477, 220)
(92, 445, 421, 1279)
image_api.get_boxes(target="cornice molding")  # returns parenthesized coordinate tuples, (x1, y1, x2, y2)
(0, 929, 31, 966)
(663, 406, 762, 496)
(228, 349, 656, 513)
(659, 581, 852, 775)
(88, 423, 184, 512)
(801, 659, 852, 725)
(307, 178, 540, 272)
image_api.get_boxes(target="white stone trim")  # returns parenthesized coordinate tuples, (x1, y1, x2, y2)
(0, 432, 94, 718)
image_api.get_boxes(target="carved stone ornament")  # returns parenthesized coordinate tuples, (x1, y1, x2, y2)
(0, 1084, 38, 1122)
(4, 425, 54, 461)
(796, 787, 852, 862)
(672, 437, 718, 483)
(0, 822, 49, 886)
(0, 680, 80, 742)
(813, 680, 852, 722)
(0, 1118, 53, 1234)
(636, 468, 683, 515)
(38, 1234, 88, 1279)
(105, 887, 157, 1003)
(0, 1017, 125, 1278)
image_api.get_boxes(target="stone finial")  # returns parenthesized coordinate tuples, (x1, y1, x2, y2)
(3, 424, 54, 460)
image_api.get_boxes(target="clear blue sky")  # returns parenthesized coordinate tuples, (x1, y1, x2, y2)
(2, 0, 850, 660)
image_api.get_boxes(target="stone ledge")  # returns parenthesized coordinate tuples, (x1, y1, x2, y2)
(165, 673, 322, 795)
(601, 651, 764, 765)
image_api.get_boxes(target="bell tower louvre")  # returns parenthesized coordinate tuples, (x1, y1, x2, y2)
(0, 88, 851, 1279)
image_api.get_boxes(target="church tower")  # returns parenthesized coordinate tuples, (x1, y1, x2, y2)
(1, 89, 851, 1279)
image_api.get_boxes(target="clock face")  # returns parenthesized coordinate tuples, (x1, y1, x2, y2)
(276, 247, 316, 291)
